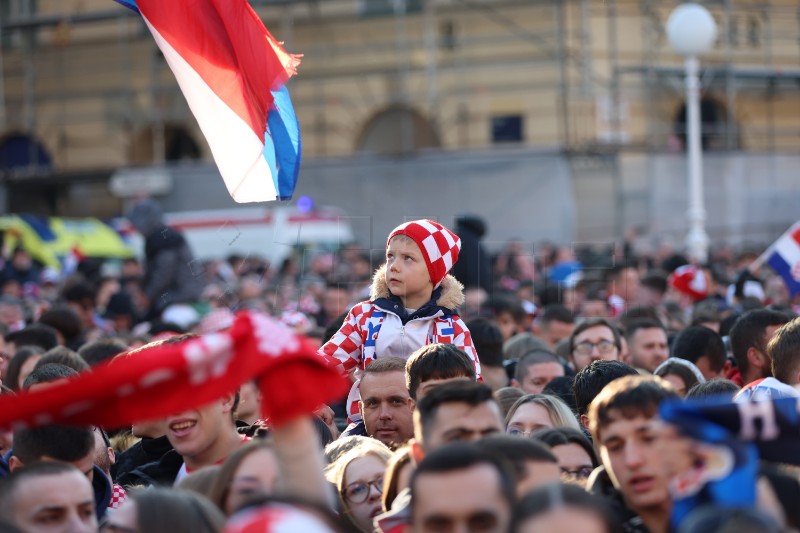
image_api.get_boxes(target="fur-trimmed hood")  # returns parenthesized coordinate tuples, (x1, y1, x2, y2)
(369, 264, 465, 310)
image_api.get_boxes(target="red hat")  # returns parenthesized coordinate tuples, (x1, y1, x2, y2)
(388, 219, 461, 287)
(224, 504, 336, 533)
(669, 265, 708, 301)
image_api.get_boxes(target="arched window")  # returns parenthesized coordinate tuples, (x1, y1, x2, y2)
(356, 105, 441, 156)
(672, 96, 736, 151)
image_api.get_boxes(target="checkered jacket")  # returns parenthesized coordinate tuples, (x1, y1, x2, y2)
(319, 265, 480, 421)
(320, 265, 479, 372)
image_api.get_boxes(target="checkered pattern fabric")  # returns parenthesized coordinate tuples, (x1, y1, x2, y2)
(109, 483, 127, 509)
(320, 300, 482, 423)
(320, 302, 480, 376)
(669, 264, 708, 301)
(388, 219, 461, 287)
(319, 303, 375, 374)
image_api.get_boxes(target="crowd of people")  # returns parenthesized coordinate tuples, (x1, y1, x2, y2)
(0, 201, 799, 533)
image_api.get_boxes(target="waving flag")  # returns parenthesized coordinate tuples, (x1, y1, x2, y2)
(752, 222, 800, 297)
(0, 312, 348, 431)
(115, 0, 302, 203)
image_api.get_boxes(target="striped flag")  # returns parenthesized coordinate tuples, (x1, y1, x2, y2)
(115, 0, 302, 203)
(0, 311, 348, 431)
(753, 222, 800, 297)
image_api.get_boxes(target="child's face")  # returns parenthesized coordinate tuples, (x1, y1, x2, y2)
(385, 236, 433, 308)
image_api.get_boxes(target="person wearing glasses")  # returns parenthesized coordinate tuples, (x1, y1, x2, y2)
(568, 318, 622, 372)
(326, 439, 392, 532)
(532, 427, 599, 488)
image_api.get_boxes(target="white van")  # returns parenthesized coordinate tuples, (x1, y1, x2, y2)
(124, 206, 355, 265)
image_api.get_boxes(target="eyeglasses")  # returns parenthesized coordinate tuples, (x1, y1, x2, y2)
(573, 340, 617, 357)
(507, 426, 548, 438)
(560, 466, 594, 479)
(508, 428, 535, 438)
(343, 476, 384, 504)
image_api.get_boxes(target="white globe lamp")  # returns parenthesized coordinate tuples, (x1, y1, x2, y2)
(666, 3, 718, 57)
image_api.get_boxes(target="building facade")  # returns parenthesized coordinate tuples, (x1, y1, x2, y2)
(0, 0, 798, 245)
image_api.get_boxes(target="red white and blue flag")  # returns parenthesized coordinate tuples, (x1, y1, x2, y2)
(754, 222, 800, 297)
(114, 0, 301, 203)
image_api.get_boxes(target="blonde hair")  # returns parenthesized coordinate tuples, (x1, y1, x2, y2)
(387, 233, 417, 247)
(505, 393, 581, 431)
(325, 439, 392, 489)
(325, 439, 392, 521)
(382, 445, 413, 511)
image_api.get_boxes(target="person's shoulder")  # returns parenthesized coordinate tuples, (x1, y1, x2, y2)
(350, 300, 378, 319)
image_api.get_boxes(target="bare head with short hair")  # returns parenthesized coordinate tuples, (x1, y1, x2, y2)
(0, 462, 96, 529)
(414, 381, 501, 451)
(569, 318, 621, 355)
(405, 344, 475, 400)
(410, 442, 516, 532)
(587, 375, 678, 443)
(513, 350, 564, 394)
(363, 356, 407, 376)
(361, 356, 415, 447)
(769, 317, 800, 386)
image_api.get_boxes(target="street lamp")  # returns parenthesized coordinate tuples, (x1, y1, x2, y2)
(666, 3, 717, 264)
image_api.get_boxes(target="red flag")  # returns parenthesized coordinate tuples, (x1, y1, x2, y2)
(0, 312, 348, 430)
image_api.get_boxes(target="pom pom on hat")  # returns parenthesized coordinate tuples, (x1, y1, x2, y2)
(669, 265, 709, 301)
(387, 219, 461, 287)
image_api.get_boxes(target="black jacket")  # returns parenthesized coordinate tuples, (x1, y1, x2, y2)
(116, 448, 183, 488)
(588, 465, 657, 533)
(113, 436, 173, 484)
(451, 216, 492, 293)
(92, 465, 112, 522)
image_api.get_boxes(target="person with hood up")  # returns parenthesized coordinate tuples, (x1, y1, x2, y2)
(451, 215, 492, 294)
(127, 199, 203, 320)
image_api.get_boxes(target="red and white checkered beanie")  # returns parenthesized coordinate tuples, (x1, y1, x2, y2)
(387, 219, 461, 287)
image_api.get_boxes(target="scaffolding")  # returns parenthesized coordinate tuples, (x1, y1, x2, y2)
(0, 0, 798, 216)
(1, 2, 799, 157)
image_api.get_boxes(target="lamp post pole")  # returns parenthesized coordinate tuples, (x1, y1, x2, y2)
(667, 3, 717, 265)
(684, 54, 709, 264)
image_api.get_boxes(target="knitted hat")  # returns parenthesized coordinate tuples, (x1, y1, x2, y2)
(669, 265, 708, 301)
(387, 219, 461, 287)
(224, 504, 336, 533)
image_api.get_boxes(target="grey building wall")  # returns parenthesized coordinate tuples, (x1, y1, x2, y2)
(151, 149, 800, 254)
(159, 148, 577, 254)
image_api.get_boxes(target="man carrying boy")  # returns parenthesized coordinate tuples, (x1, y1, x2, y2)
(320, 219, 480, 423)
